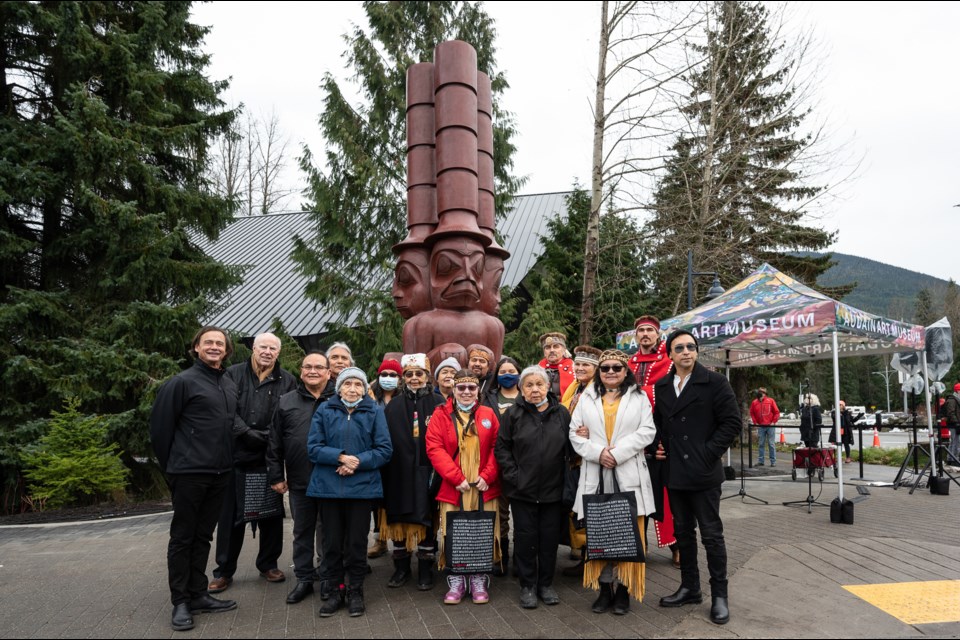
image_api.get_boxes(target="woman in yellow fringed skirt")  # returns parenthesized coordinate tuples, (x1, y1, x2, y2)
(569, 349, 656, 615)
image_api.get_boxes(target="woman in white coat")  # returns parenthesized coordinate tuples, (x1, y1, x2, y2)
(569, 349, 656, 616)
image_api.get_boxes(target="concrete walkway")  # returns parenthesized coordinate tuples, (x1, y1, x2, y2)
(1, 464, 958, 638)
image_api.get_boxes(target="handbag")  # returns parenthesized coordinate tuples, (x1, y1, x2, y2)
(234, 468, 284, 526)
(582, 467, 645, 563)
(562, 457, 580, 509)
(444, 488, 496, 575)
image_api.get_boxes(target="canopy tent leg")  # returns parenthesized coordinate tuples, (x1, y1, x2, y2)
(832, 331, 843, 502)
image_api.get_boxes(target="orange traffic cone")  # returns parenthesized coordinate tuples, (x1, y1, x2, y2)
(779, 427, 786, 444)
(872, 427, 881, 448)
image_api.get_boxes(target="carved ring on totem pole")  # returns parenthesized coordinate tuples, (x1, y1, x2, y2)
(394, 39, 508, 367)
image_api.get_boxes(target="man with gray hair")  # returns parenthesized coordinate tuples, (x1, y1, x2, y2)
(209, 332, 297, 593)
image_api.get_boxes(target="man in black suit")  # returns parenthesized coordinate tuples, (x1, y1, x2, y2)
(653, 329, 740, 625)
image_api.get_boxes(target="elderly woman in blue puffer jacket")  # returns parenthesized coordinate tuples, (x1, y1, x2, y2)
(308, 367, 392, 619)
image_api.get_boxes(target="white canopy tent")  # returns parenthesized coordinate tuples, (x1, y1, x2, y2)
(618, 264, 928, 504)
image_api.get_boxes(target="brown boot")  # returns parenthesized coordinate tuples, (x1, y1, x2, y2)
(671, 546, 681, 569)
(367, 538, 387, 559)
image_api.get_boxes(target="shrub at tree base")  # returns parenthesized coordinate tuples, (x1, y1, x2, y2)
(22, 400, 129, 510)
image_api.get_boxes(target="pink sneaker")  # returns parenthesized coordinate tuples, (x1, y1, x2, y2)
(444, 575, 467, 605)
(469, 574, 489, 604)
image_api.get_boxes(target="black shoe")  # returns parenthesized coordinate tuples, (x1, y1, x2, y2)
(519, 586, 538, 609)
(417, 558, 435, 591)
(591, 582, 614, 614)
(318, 586, 344, 617)
(388, 556, 412, 588)
(286, 581, 314, 604)
(659, 586, 703, 608)
(346, 586, 365, 617)
(538, 585, 560, 606)
(188, 594, 238, 614)
(710, 596, 730, 625)
(612, 584, 630, 615)
(171, 604, 194, 631)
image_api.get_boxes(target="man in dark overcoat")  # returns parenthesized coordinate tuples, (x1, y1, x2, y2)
(652, 329, 740, 626)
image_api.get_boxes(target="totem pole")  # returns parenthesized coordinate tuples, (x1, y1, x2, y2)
(393, 40, 508, 366)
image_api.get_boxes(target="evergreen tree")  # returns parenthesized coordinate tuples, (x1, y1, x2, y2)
(292, 1, 524, 364)
(914, 287, 937, 326)
(503, 187, 651, 364)
(648, 1, 837, 315)
(0, 2, 238, 509)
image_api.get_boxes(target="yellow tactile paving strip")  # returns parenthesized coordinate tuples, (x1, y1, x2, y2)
(842, 580, 960, 625)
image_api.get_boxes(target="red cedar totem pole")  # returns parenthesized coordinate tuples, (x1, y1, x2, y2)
(392, 40, 508, 366)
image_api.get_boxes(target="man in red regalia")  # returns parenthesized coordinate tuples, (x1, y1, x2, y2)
(627, 315, 679, 568)
(538, 332, 575, 398)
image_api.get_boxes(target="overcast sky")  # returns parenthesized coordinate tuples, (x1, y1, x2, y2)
(190, 1, 959, 285)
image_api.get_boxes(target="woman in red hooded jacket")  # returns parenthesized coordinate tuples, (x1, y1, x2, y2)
(426, 369, 501, 606)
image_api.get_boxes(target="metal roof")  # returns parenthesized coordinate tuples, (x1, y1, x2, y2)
(195, 191, 571, 338)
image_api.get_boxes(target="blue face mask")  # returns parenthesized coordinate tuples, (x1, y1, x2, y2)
(498, 373, 520, 389)
(535, 398, 549, 408)
(342, 396, 362, 408)
(456, 401, 476, 413)
(379, 375, 399, 391)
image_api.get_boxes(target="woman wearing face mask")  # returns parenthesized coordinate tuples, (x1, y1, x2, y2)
(307, 367, 393, 618)
(569, 349, 655, 616)
(495, 366, 572, 609)
(370, 359, 402, 407)
(425, 370, 501, 606)
(367, 358, 402, 560)
(379, 354, 444, 591)
(482, 356, 521, 576)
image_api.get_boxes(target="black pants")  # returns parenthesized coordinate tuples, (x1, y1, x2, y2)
(510, 499, 564, 589)
(212, 469, 284, 579)
(167, 473, 230, 605)
(318, 499, 373, 587)
(669, 486, 727, 598)
(289, 490, 322, 582)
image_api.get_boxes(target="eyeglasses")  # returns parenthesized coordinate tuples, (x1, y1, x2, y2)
(380, 372, 399, 378)
(403, 370, 426, 378)
(672, 343, 698, 353)
(599, 365, 625, 373)
(455, 384, 478, 392)
(301, 365, 328, 371)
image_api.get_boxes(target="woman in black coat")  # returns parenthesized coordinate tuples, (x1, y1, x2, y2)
(495, 365, 571, 610)
(380, 354, 444, 590)
(829, 401, 863, 463)
(799, 394, 822, 448)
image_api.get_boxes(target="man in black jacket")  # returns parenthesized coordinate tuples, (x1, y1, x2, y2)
(209, 332, 296, 593)
(150, 326, 239, 631)
(653, 330, 740, 626)
(267, 351, 334, 604)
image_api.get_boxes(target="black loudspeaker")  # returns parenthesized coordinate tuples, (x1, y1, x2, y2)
(930, 477, 950, 495)
(830, 497, 854, 524)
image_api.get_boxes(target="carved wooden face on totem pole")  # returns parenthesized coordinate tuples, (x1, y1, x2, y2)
(479, 253, 504, 316)
(430, 236, 485, 310)
(392, 246, 432, 319)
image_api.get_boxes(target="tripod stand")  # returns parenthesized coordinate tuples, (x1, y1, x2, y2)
(783, 450, 830, 513)
(893, 399, 934, 493)
(915, 432, 960, 493)
(721, 427, 768, 504)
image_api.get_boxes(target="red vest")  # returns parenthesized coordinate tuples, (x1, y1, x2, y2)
(539, 357, 575, 397)
(628, 341, 671, 408)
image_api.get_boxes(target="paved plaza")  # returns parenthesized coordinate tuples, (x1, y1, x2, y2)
(1, 464, 958, 639)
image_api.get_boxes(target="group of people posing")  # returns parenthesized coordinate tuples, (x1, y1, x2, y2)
(149, 316, 741, 631)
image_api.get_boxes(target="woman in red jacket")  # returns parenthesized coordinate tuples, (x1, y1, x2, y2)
(426, 369, 501, 606)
